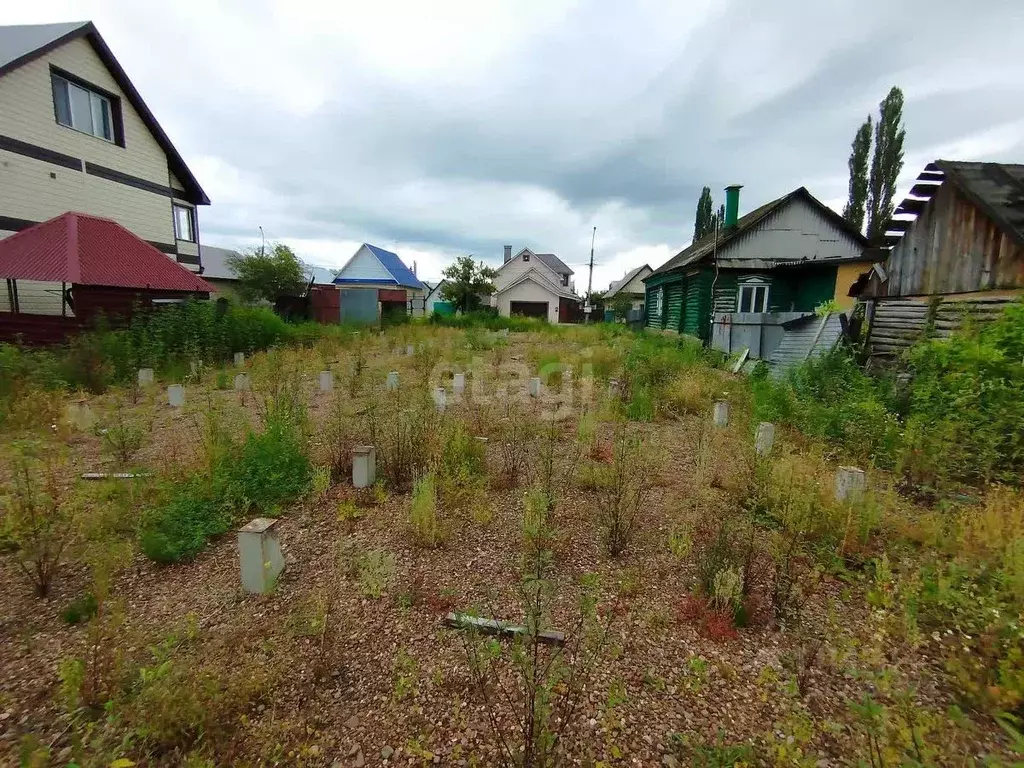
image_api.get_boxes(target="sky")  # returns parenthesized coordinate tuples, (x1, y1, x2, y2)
(9, 1, 1024, 290)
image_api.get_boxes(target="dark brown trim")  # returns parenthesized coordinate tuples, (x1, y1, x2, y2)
(0, 22, 210, 204)
(50, 65, 125, 146)
(175, 250, 200, 266)
(0, 215, 40, 233)
(85, 161, 191, 201)
(146, 239, 178, 254)
(0, 134, 82, 170)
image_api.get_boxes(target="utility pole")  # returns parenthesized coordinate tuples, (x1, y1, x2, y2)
(585, 226, 596, 323)
(259, 226, 265, 257)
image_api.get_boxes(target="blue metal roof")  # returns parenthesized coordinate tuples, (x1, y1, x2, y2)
(365, 243, 424, 290)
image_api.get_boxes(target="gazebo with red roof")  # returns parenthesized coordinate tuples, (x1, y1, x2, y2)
(0, 212, 212, 343)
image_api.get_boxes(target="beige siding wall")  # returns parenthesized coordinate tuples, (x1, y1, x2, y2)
(177, 239, 199, 258)
(0, 36, 178, 246)
(495, 253, 563, 292)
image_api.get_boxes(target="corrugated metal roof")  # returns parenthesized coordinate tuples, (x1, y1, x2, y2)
(363, 243, 424, 290)
(648, 187, 868, 279)
(534, 252, 573, 276)
(199, 244, 241, 280)
(0, 212, 211, 292)
(767, 313, 845, 377)
(0, 21, 86, 71)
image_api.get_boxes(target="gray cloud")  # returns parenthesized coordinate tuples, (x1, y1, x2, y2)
(15, 0, 1023, 284)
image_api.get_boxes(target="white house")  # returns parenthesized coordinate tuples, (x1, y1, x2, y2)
(332, 242, 424, 321)
(492, 246, 579, 323)
(604, 264, 652, 315)
(412, 279, 448, 317)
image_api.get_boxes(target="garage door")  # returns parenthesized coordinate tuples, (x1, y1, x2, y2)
(510, 301, 548, 319)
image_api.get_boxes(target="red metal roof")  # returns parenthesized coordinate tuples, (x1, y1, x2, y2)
(0, 212, 211, 292)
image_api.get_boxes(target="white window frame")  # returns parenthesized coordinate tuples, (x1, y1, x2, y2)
(173, 204, 195, 242)
(737, 282, 770, 313)
(52, 74, 114, 142)
(653, 287, 664, 315)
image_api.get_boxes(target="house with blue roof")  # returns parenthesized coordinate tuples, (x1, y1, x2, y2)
(333, 243, 424, 290)
(332, 243, 425, 320)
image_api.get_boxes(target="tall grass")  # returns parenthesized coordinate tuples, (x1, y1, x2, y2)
(1, 301, 304, 414)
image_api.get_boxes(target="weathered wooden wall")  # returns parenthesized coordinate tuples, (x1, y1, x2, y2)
(864, 292, 1022, 361)
(887, 183, 1024, 297)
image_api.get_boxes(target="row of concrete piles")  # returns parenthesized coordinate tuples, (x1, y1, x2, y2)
(710, 398, 866, 502)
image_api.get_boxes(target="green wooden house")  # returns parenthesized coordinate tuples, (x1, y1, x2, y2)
(645, 186, 873, 349)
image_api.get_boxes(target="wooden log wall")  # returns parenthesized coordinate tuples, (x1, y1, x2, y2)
(865, 293, 1021, 361)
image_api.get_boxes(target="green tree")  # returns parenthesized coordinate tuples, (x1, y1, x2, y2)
(843, 116, 872, 232)
(693, 186, 715, 241)
(866, 87, 906, 241)
(227, 243, 306, 303)
(610, 292, 633, 321)
(440, 255, 498, 313)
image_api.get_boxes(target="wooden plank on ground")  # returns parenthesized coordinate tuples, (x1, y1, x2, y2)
(444, 612, 565, 647)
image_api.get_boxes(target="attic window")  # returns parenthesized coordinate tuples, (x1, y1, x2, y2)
(562, 274, 568, 286)
(523, 253, 530, 262)
(52, 73, 118, 143)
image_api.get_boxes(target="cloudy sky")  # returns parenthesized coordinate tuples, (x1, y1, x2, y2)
(11, 1, 1024, 289)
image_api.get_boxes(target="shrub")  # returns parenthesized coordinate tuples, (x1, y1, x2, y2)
(367, 388, 436, 491)
(595, 422, 652, 556)
(139, 402, 310, 563)
(902, 300, 1024, 487)
(138, 481, 230, 564)
(750, 349, 901, 467)
(358, 548, 397, 599)
(0, 446, 76, 596)
(61, 593, 99, 625)
(435, 421, 487, 512)
(409, 473, 443, 547)
(218, 417, 311, 515)
(99, 402, 149, 467)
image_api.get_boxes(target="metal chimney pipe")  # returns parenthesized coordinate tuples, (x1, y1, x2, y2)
(724, 185, 742, 228)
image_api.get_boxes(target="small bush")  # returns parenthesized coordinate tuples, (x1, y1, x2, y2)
(409, 473, 443, 548)
(0, 446, 77, 596)
(358, 548, 397, 599)
(99, 403, 149, 467)
(61, 593, 99, 625)
(595, 422, 652, 557)
(138, 481, 230, 564)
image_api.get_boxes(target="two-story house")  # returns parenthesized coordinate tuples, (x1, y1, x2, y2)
(0, 21, 209, 278)
(493, 246, 580, 323)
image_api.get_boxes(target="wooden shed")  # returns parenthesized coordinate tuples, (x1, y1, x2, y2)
(860, 160, 1024, 361)
(0, 211, 211, 343)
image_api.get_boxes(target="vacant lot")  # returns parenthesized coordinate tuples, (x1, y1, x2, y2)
(1, 321, 1021, 767)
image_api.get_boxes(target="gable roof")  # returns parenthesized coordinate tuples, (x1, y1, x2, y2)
(605, 264, 652, 297)
(498, 266, 577, 299)
(649, 187, 869, 278)
(0, 211, 211, 292)
(498, 248, 573, 277)
(534, 252, 573, 276)
(0, 21, 209, 205)
(333, 243, 424, 290)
